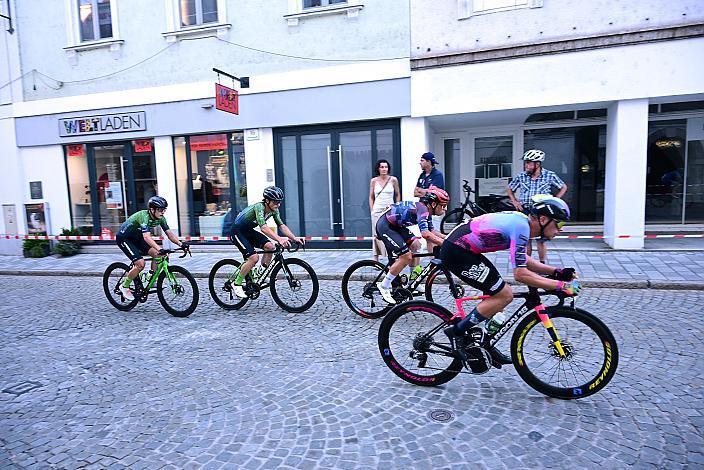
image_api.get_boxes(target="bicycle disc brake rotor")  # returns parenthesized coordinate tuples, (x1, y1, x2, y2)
(245, 283, 260, 300)
(549, 339, 574, 359)
(393, 288, 413, 303)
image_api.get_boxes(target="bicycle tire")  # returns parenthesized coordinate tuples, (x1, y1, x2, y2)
(270, 258, 319, 313)
(156, 265, 199, 317)
(440, 208, 471, 235)
(511, 306, 619, 399)
(208, 259, 248, 310)
(341, 259, 393, 319)
(423, 265, 462, 310)
(378, 300, 463, 386)
(103, 262, 139, 311)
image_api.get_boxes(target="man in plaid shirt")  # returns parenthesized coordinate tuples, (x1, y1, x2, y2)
(507, 149, 567, 263)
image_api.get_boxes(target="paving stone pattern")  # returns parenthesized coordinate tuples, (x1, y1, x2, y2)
(0, 276, 702, 468)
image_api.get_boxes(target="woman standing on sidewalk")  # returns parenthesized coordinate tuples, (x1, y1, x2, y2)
(370, 159, 401, 262)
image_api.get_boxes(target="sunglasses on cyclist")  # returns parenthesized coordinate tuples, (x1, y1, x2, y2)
(553, 219, 566, 229)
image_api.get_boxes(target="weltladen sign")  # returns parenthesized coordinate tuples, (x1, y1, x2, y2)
(59, 111, 147, 137)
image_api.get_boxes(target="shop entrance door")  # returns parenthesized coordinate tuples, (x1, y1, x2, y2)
(86, 142, 158, 236)
(275, 121, 400, 246)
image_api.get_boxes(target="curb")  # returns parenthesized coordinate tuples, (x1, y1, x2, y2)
(1, 270, 702, 290)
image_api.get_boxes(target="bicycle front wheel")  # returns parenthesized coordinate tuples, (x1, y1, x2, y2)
(341, 260, 392, 319)
(270, 258, 319, 313)
(378, 300, 463, 387)
(208, 259, 248, 310)
(511, 306, 619, 399)
(440, 208, 469, 235)
(424, 266, 463, 310)
(103, 262, 139, 311)
(156, 266, 199, 317)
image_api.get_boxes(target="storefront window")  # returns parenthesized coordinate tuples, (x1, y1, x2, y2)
(65, 144, 93, 234)
(686, 139, 704, 223)
(646, 120, 686, 223)
(524, 126, 606, 223)
(173, 132, 247, 237)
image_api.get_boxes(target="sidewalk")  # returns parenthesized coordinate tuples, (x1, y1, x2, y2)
(1, 236, 703, 289)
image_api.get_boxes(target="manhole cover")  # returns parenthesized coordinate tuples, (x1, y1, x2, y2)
(3, 381, 42, 396)
(427, 409, 455, 423)
(527, 431, 544, 442)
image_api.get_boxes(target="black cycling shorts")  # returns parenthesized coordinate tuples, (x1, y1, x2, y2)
(440, 241, 506, 295)
(376, 216, 416, 256)
(230, 225, 271, 258)
(116, 233, 151, 262)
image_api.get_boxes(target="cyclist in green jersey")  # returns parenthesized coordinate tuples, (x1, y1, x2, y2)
(115, 196, 187, 301)
(229, 186, 305, 298)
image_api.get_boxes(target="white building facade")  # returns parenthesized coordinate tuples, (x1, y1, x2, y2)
(409, 0, 704, 248)
(1, 0, 703, 252)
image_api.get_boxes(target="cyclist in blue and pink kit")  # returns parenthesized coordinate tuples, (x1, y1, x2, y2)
(441, 195, 581, 366)
(375, 186, 449, 304)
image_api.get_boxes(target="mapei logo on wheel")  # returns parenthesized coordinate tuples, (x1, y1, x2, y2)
(461, 263, 489, 283)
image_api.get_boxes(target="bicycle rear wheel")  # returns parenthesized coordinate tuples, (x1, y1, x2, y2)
(423, 266, 464, 310)
(511, 306, 619, 399)
(103, 262, 139, 311)
(208, 259, 249, 310)
(440, 208, 469, 235)
(156, 266, 199, 317)
(378, 300, 463, 386)
(341, 260, 392, 319)
(270, 258, 319, 313)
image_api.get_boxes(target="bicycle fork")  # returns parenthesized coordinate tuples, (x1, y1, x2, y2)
(534, 304, 567, 358)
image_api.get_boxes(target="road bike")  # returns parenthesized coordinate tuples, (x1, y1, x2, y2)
(378, 284, 618, 399)
(341, 249, 464, 319)
(440, 179, 513, 234)
(103, 247, 199, 317)
(208, 241, 319, 313)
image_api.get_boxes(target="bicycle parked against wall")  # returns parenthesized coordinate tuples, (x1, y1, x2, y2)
(378, 281, 618, 399)
(208, 241, 319, 313)
(440, 179, 514, 234)
(341, 249, 464, 319)
(103, 247, 199, 317)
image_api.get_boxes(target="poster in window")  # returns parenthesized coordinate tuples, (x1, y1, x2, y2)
(134, 139, 153, 153)
(105, 182, 124, 209)
(25, 203, 49, 235)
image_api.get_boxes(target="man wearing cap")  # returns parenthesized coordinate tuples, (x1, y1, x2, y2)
(414, 152, 445, 197)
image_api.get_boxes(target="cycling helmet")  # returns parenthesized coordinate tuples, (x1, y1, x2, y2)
(523, 149, 545, 162)
(528, 194, 570, 221)
(420, 185, 450, 205)
(148, 196, 168, 209)
(263, 186, 284, 202)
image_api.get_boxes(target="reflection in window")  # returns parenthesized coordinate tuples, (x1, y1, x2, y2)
(686, 139, 704, 223)
(65, 145, 93, 234)
(303, 0, 347, 8)
(78, 0, 113, 41)
(646, 120, 686, 223)
(180, 0, 218, 26)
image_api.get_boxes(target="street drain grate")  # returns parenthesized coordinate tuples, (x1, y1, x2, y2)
(3, 381, 42, 396)
(427, 409, 455, 423)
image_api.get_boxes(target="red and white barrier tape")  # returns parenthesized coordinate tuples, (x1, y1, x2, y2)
(3, 234, 703, 241)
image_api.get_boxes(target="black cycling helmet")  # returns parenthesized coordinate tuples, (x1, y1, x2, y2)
(148, 196, 168, 209)
(528, 194, 570, 221)
(263, 186, 284, 202)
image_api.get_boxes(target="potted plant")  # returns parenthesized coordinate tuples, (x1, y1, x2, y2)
(22, 238, 51, 258)
(52, 227, 82, 257)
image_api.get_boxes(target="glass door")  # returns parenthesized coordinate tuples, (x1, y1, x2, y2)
(275, 121, 400, 243)
(473, 135, 513, 206)
(92, 144, 132, 236)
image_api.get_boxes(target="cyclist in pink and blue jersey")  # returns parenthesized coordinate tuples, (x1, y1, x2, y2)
(440, 194, 580, 367)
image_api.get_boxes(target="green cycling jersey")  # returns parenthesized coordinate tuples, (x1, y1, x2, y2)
(233, 202, 283, 230)
(118, 210, 170, 239)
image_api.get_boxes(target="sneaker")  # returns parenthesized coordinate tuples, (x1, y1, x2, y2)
(233, 284, 247, 299)
(119, 285, 135, 301)
(376, 282, 396, 304)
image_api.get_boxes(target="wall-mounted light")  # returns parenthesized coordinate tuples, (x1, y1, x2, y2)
(201, 103, 214, 109)
(655, 139, 682, 148)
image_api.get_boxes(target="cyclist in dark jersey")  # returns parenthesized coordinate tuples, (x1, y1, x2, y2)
(375, 185, 449, 304)
(441, 194, 580, 367)
(229, 186, 305, 298)
(115, 196, 187, 301)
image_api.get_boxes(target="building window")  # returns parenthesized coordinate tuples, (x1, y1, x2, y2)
(78, 0, 113, 41)
(303, 0, 347, 9)
(180, 0, 218, 27)
(460, 0, 542, 18)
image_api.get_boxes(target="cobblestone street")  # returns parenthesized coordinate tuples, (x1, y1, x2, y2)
(0, 276, 702, 469)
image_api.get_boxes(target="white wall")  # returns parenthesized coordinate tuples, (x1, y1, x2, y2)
(411, 0, 704, 58)
(154, 136, 178, 233)
(604, 99, 649, 248)
(400, 117, 430, 200)
(243, 128, 275, 205)
(18, 145, 71, 234)
(412, 38, 704, 118)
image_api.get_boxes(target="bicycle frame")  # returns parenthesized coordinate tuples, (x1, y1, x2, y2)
(237, 242, 303, 290)
(447, 288, 573, 359)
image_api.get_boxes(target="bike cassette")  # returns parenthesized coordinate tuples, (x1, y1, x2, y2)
(244, 283, 260, 300)
(392, 288, 413, 303)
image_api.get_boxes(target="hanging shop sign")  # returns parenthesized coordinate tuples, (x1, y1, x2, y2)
(59, 111, 147, 137)
(215, 83, 239, 115)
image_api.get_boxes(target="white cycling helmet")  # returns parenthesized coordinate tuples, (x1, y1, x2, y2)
(523, 149, 545, 162)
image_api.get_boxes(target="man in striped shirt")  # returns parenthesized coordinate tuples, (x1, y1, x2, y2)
(507, 149, 567, 263)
